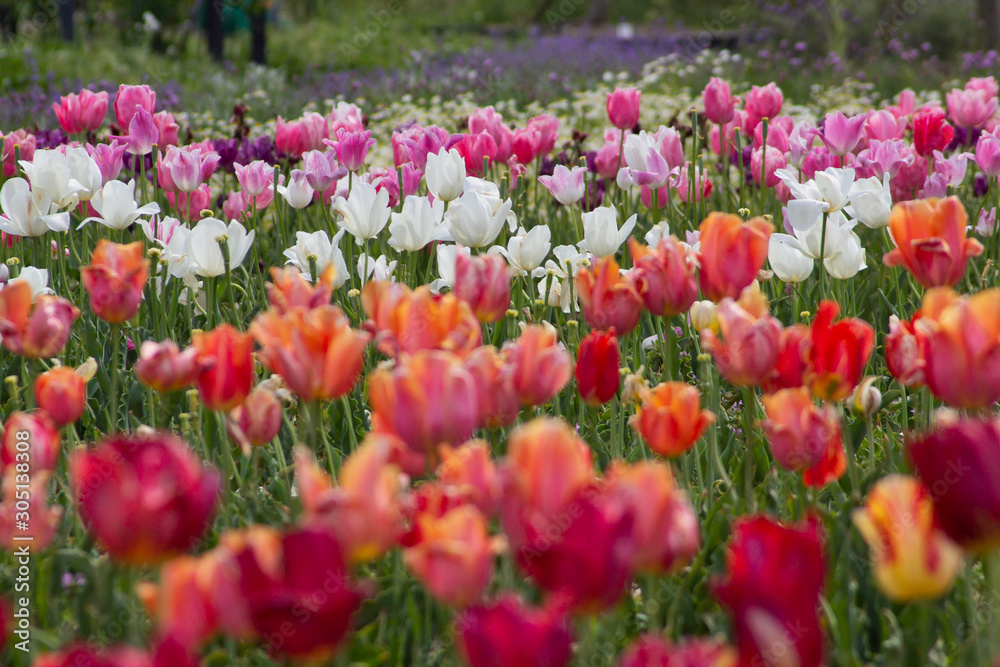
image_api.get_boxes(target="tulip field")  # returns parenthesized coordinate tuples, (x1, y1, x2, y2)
(4, 46, 1000, 667)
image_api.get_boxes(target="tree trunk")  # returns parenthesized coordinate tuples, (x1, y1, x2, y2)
(978, 0, 1000, 50)
(59, 0, 75, 42)
(250, 10, 266, 64)
(206, 0, 225, 61)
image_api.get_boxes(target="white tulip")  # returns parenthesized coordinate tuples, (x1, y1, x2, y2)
(65, 147, 103, 202)
(18, 149, 87, 209)
(277, 169, 315, 209)
(5, 266, 52, 299)
(768, 234, 814, 283)
(81, 179, 160, 230)
(283, 229, 349, 286)
(357, 253, 397, 286)
(786, 210, 851, 259)
(0, 178, 70, 237)
(425, 148, 466, 202)
(644, 221, 671, 248)
(333, 180, 391, 244)
(776, 166, 855, 231)
(847, 174, 892, 229)
(824, 230, 867, 279)
(445, 189, 513, 248)
(431, 244, 465, 292)
(578, 204, 636, 257)
(188, 217, 255, 278)
(489, 225, 550, 275)
(388, 195, 450, 251)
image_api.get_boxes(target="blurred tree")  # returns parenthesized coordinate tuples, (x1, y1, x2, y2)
(59, 0, 75, 41)
(978, 0, 1000, 49)
(206, 0, 224, 60)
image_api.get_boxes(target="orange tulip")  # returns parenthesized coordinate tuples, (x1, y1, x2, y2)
(914, 287, 1000, 409)
(191, 325, 255, 412)
(806, 300, 875, 402)
(761, 387, 846, 487)
(630, 382, 714, 457)
(574, 255, 642, 335)
(697, 212, 772, 302)
(605, 461, 700, 573)
(883, 196, 983, 288)
(250, 304, 370, 402)
(501, 322, 573, 407)
(436, 440, 502, 518)
(265, 264, 335, 313)
(0, 280, 79, 359)
(462, 346, 520, 428)
(369, 350, 479, 460)
(80, 240, 150, 323)
(361, 280, 482, 358)
(33, 362, 93, 426)
(503, 417, 594, 518)
(404, 505, 501, 607)
(853, 475, 963, 602)
(700, 297, 782, 387)
(294, 436, 407, 563)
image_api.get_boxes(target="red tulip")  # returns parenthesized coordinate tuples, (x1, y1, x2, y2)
(761, 387, 846, 487)
(607, 87, 641, 130)
(713, 516, 827, 667)
(761, 323, 810, 394)
(908, 415, 1000, 551)
(575, 329, 620, 405)
(806, 300, 875, 402)
(0, 280, 79, 359)
(575, 255, 643, 335)
(191, 325, 255, 412)
(913, 106, 955, 157)
(454, 252, 513, 323)
(619, 635, 737, 667)
(71, 432, 220, 564)
(628, 236, 699, 318)
(697, 213, 773, 303)
(1, 411, 60, 473)
(883, 197, 983, 288)
(455, 595, 573, 667)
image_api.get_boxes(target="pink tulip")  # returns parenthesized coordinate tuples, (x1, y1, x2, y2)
(887, 89, 917, 119)
(469, 106, 505, 138)
(752, 118, 790, 153)
(301, 149, 345, 192)
(234, 160, 273, 198)
(400, 163, 423, 197)
(511, 126, 541, 164)
(113, 84, 156, 129)
(710, 110, 746, 159)
(167, 184, 212, 222)
(539, 165, 586, 205)
(801, 145, 838, 180)
(527, 114, 560, 156)
(674, 163, 713, 203)
(391, 123, 449, 170)
(593, 129, 627, 179)
(117, 106, 158, 155)
(976, 127, 1000, 178)
(702, 77, 738, 125)
(87, 140, 128, 183)
(2, 130, 36, 178)
(947, 86, 998, 129)
(865, 109, 907, 141)
(153, 111, 179, 147)
(820, 111, 868, 156)
(453, 132, 498, 177)
(855, 139, 913, 179)
(222, 190, 247, 221)
(275, 112, 328, 157)
(607, 87, 641, 130)
(159, 147, 220, 194)
(327, 101, 364, 134)
(364, 167, 400, 208)
(751, 145, 786, 187)
(744, 83, 783, 130)
(53, 89, 108, 134)
(327, 128, 374, 172)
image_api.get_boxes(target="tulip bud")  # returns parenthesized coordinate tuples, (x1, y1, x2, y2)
(33, 364, 91, 426)
(575, 329, 620, 406)
(850, 376, 881, 416)
(689, 300, 718, 333)
(228, 386, 283, 452)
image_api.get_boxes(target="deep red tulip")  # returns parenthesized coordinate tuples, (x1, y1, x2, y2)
(713, 516, 827, 667)
(761, 323, 810, 394)
(619, 635, 737, 667)
(806, 300, 875, 402)
(455, 595, 573, 667)
(913, 106, 955, 157)
(575, 329, 620, 405)
(71, 432, 220, 564)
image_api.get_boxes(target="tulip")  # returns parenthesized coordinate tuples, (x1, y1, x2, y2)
(578, 204, 637, 258)
(820, 111, 868, 156)
(361, 282, 482, 357)
(630, 381, 714, 458)
(369, 350, 480, 458)
(805, 300, 875, 401)
(191, 325, 255, 412)
(453, 132, 498, 176)
(703, 77, 738, 124)
(327, 101, 364, 134)
(760, 387, 845, 482)
(275, 112, 328, 156)
(1, 411, 61, 473)
(422, 146, 466, 202)
(33, 645, 164, 667)
(187, 217, 255, 278)
(71, 432, 220, 564)
(295, 438, 406, 562)
(713, 516, 826, 667)
(575, 329, 620, 406)
(113, 106, 158, 155)
(916, 288, 1000, 409)
(135, 340, 207, 393)
(607, 87, 641, 130)
(228, 384, 283, 450)
(405, 505, 500, 608)
(251, 304, 370, 402)
(750, 145, 785, 187)
(744, 82, 784, 130)
(52, 89, 108, 134)
(113, 84, 156, 129)
(159, 146, 219, 194)
(908, 415, 1000, 551)
(445, 188, 514, 248)
(283, 228, 348, 285)
(167, 183, 212, 222)
(884, 314, 925, 388)
(503, 324, 573, 408)
(856, 138, 913, 180)
(848, 174, 893, 229)
(767, 233, 814, 283)
(975, 127, 1000, 178)
(620, 636, 737, 667)
(853, 475, 963, 601)
(947, 86, 998, 129)
(913, 107, 955, 157)
(33, 363, 93, 427)
(227, 526, 364, 659)
(87, 140, 128, 183)
(388, 195, 449, 251)
(574, 256, 643, 335)
(436, 440, 502, 517)
(327, 128, 374, 172)
(627, 236, 698, 318)
(274, 168, 314, 209)
(453, 252, 512, 323)
(0, 280, 79, 359)
(761, 323, 809, 394)
(265, 265, 334, 313)
(697, 212, 772, 302)
(151, 110, 179, 147)
(865, 109, 907, 142)
(700, 297, 782, 387)
(605, 461, 700, 573)
(0, 469, 61, 551)
(538, 164, 586, 206)
(455, 595, 573, 667)
(13, 148, 89, 211)
(81, 240, 149, 323)
(392, 123, 449, 169)
(462, 346, 520, 429)
(883, 196, 983, 288)
(82, 179, 161, 230)
(356, 252, 396, 286)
